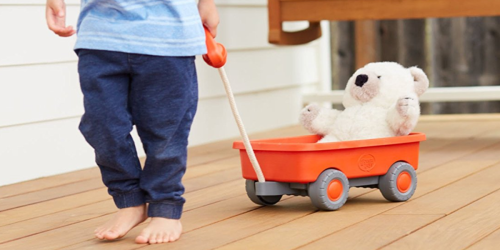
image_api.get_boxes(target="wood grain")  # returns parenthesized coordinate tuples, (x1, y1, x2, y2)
(279, 0, 500, 21)
(2, 115, 500, 249)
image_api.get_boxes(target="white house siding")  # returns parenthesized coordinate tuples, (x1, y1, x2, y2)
(0, 0, 330, 186)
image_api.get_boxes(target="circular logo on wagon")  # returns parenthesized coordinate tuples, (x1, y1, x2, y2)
(358, 154, 376, 172)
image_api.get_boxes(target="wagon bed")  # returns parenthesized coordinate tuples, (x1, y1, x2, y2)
(233, 133, 426, 183)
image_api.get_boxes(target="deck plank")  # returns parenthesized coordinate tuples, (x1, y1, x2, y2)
(0, 200, 115, 244)
(0, 178, 105, 212)
(0, 167, 100, 199)
(0, 156, 243, 232)
(1, 115, 500, 249)
(63, 195, 260, 250)
(0, 188, 109, 227)
(213, 144, 500, 250)
(382, 190, 500, 250)
(467, 228, 500, 249)
(0, 178, 249, 249)
(0, 124, 294, 201)
(0, 165, 240, 227)
(296, 163, 500, 249)
(143, 197, 317, 250)
(301, 214, 443, 250)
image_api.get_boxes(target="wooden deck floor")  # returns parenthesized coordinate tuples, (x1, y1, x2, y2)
(2, 114, 500, 250)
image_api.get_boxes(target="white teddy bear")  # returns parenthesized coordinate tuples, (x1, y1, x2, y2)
(300, 62, 429, 143)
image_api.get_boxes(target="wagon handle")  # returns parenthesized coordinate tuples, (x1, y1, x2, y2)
(202, 28, 227, 68)
(203, 27, 266, 183)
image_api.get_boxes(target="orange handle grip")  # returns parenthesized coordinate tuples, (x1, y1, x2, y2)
(202, 27, 227, 68)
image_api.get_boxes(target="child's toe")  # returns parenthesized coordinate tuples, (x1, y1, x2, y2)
(103, 230, 120, 240)
(136, 230, 150, 243)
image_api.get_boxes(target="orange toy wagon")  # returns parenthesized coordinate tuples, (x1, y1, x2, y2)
(202, 28, 426, 211)
(233, 133, 426, 210)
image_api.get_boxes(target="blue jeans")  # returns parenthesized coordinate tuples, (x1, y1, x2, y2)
(77, 49, 198, 219)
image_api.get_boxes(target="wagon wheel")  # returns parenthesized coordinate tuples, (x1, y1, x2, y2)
(245, 180, 282, 206)
(308, 169, 349, 211)
(379, 162, 417, 202)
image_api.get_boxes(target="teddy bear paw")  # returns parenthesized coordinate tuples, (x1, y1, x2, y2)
(299, 103, 321, 131)
(397, 96, 419, 116)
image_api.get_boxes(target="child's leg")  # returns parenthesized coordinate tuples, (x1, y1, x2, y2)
(77, 49, 148, 240)
(126, 54, 198, 243)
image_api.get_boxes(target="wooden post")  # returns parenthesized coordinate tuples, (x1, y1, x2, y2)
(330, 21, 355, 90)
(430, 17, 494, 114)
(463, 17, 487, 113)
(379, 19, 427, 67)
(478, 17, 500, 113)
(267, 0, 282, 43)
(430, 18, 458, 114)
(379, 20, 399, 62)
(330, 21, 355, 109)
(355, 20, 380, 69)
(397, 19, 430, 114)
(268, 0, 322, 45)
(397, 19, 427, 68)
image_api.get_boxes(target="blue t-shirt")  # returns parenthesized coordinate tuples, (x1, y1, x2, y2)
(74, 0, 207, 56)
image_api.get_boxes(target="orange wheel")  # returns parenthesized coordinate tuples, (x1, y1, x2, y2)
(327, 179, 343, 201)
(396, 171, 411, 193)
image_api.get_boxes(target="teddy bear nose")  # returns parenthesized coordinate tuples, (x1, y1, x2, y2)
(355, 74, 369, 87)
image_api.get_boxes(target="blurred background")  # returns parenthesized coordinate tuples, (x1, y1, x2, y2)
(329, 18, 500, 114)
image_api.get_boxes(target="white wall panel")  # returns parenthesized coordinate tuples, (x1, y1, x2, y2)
(0, 118, 93, 186)
(196, 45, 320, 99)
(0, 62, 82, 127)
(0, 6, 79, 67)
(0, 4, 270, 67)
(0, 83, 316, 186)
(0, 43, 320, 128)
(0, 5, 306, 65)
(216, 6, 271, 50)
(0, 117, 144, 186)
(189, 85, 311, 146)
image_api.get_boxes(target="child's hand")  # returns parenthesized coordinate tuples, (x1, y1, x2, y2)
(198, 0, 219, 37)
(46, 0, 76, 37)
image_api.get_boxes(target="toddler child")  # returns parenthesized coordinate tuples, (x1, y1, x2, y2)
(45, 0, 219, 244)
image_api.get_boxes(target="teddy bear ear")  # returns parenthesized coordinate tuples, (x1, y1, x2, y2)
(409, 66, 429, 96)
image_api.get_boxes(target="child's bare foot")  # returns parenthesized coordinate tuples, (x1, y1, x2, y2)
(95, 204, 147, 240)
(135, 217, 182, 244)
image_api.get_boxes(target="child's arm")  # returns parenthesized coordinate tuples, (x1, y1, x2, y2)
(45, 0, 76, 37)
(198, 0, 219, 37)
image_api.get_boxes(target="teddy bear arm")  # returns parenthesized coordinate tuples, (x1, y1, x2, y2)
(309, 109, 341, 136)
(387, 101, 420, 136)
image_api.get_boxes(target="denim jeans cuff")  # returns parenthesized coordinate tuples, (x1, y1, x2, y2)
(112, 189, 146, 209)
(148, 202, 184, 219)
